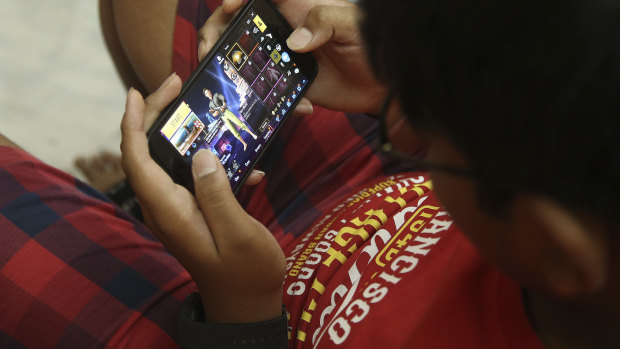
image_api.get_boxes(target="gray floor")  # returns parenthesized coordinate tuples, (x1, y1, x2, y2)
(0, 0, 126, 179)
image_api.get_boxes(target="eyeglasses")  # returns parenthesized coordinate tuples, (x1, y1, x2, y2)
(377, 91, 477, 177)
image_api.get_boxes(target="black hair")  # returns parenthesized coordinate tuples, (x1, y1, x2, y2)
(361, 0, 620, 220)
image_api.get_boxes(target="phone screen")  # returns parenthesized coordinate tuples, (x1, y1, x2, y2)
(151, 0, 315, 193)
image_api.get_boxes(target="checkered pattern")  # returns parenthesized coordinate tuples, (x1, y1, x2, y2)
(0, 1, 419, 347)
(0, 147, 197, 348)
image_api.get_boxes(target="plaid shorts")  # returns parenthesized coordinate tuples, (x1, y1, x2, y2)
(0, 147, 196, 348)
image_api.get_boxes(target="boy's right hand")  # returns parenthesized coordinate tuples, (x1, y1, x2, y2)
(284, 2, 387, 114)
(198, 0, 387, 115)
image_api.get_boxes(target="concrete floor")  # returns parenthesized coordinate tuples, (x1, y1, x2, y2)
(0, 0, 126, 179)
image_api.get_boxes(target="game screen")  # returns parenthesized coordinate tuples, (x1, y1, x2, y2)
(159, 7, 309, 188)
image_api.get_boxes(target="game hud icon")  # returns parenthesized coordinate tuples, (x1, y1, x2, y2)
(240, 59, 260, 83)
(250, 46, 269, 69)
(172, 114, 205, 155)
(252, 75, 272, 99)
(264, 90, 279, 109)
(238, 31, 257, 53)
(269, 49, 281, 64)
(275, 77, 289, 94)
(264, 61, 282, 85)
(227, 43, 248, 70)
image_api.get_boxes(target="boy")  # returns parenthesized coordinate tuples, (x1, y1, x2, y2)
(2, 0, 617, 348)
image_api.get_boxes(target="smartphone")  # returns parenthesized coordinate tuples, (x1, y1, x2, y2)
(148, 0, 317, 194)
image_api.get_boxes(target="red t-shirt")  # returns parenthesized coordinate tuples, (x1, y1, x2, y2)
(170, 3, 544, 347)
(281, 173, 544, 348)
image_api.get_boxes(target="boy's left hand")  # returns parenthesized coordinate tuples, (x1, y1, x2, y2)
(120, 74, 286, 324)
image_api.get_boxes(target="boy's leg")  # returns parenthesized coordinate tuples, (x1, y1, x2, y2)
(224, 109, 255, 136)
(75, 151, 125, 192)
(0, 146, 195, 347)
(221, 112, 243, 141)
(76, 0, 218, 207)
(0, 132, 20, 149)
(78, 0, 181, 194)
(77, 0, 211, 194)
(99, 0, 179, 93)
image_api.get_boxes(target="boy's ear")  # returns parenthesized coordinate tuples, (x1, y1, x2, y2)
(510, 195, 608, 298)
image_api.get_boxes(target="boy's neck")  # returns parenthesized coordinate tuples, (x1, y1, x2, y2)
(525, 287, 620, 349)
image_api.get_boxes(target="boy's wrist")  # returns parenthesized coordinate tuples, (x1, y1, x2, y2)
(180, 293, 289, 349)
(198, 286, 284, 324)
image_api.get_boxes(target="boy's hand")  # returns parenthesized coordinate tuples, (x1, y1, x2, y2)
(285, 3, 387, 114)
(198, 0, 386, 115)
(120, 74, 286, 323)
(197, 0, 343, 60)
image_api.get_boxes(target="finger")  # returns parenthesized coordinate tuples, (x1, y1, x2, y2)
(198, 6, 238, 61)
(120, 86, 190, 215)
(191, 150, 253, 243)
(291, 97, 313, 116)
(222, 0, 243, 14)
(120, 89, 171, 194)
(122, 87, 217, 252)
(143, 73, 183, 129)
(286, 4, 360, 53)
(245, 170, 265, 186)
(198, 6, 225, 61)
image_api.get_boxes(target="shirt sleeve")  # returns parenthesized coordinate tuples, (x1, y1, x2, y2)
(213, 93, 226, 108)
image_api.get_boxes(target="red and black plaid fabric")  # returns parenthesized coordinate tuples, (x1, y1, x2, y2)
(0, 0, 417, 347)
(0, 147, 196, 348)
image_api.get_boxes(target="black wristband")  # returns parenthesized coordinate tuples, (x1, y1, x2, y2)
(179, 293, 289, 349)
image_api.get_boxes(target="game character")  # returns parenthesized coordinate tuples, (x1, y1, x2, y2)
(203, 88, 258, 151)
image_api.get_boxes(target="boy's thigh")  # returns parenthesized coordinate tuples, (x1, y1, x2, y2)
(110, 0, 180, 92)
(0, 147, 194, 347)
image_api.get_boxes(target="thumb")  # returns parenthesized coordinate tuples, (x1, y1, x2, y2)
(192, 150, 247, 238)
(286, 4, 360, 53)
(222, 0, 243, 14)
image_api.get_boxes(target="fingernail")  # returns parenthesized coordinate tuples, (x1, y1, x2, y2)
(295, 100, 313, 115)
(126, 87, 138, 106)
(254, 170, 265, 176)
(156, 73, 177, 91)
(287, 27, 312, 50)
(192, 150, 218, 178)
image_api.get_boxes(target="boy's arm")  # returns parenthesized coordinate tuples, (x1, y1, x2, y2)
(121, 76, 286, 325)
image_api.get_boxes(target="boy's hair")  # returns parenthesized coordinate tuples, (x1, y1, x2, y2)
(361, 0, 620, 220)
